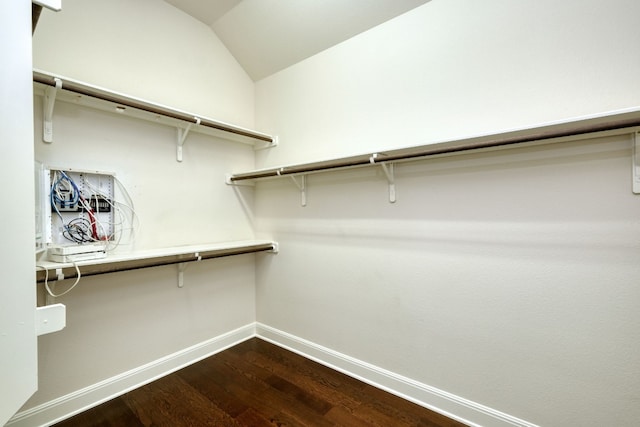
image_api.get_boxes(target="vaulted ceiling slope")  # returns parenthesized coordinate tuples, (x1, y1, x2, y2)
(164, 0, 430, 81)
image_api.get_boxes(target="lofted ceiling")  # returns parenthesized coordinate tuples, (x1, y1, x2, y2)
(164, 0, 430, 81)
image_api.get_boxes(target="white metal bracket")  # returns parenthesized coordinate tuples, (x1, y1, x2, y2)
(43, 77, 62, 143)
(287, 173, 307, 207)
(254, 135, 279, 151)
(177, 263, 187, 288)
(633, 131, 640, 194)
(381, 162, 396, 203)
(370, 154, 396, 203)
(177, 252, 202, 287)
(176, 117, 201, 162)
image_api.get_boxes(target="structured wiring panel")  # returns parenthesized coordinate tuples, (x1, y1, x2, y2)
(45, 168, 116, 247)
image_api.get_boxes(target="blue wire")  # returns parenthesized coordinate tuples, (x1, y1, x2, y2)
(51, 171, 84, 242)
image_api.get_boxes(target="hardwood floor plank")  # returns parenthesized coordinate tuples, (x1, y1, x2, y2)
(185, 349, 335, 426)
(176, 362, 250, 418)
(265, 374, 333, 415)
(120, 374, 241, 427)
(234, 407, 278, 426)
(53, 338, 468, 427)
(243, 348, 363, 412)
(54, 396, 142, 427)
(324, 405, 378, 427)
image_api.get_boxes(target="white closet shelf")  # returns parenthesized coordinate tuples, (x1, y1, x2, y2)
(33, 69, 276, 150)
(35, 240, 278, 283)
(227, 107, 640, 183)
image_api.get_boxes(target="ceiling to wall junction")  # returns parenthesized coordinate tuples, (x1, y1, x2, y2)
(164, 0, 430, 81)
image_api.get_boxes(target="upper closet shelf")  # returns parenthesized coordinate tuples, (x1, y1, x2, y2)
(228, 107, 640, 183)
(33, 70, 277, 161)
(226, 107, 640, 205)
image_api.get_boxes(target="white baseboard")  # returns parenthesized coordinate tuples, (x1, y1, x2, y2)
(6, 323, 256, 427)
(8, 322, 538, 427)
(255, 323, 539, 427)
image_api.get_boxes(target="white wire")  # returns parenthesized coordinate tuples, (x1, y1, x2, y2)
(77, 177, 112, 244)
(37, 261, 82, 298)
(81, 176, 139, 250)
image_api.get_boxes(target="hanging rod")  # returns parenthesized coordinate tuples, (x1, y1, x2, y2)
(228, 107, 640, 182)
(33, 70, 274, 145)
(35, 241, 278, 283)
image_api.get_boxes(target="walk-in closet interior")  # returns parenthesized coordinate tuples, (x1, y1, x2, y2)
(2, 1, 639, 426)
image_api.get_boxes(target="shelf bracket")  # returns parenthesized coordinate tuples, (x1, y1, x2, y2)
(177, 263, 186, 288)
(176, 252, 202, 287)
(381, 163, 396, 203)
(281, 170, 307, 207)
(176, 117, 201, 162)
(370, 154, 396, 203)
(43, 77, 62, 143)
(633, 131, 640, 194)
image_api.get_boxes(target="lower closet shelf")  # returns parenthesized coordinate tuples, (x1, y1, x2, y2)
(35, 240, 278, 282)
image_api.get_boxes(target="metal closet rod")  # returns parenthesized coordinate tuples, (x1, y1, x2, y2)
(33, 70, 273, 143)
(228, 108, 640, 182)
(35, 242, 277, 283)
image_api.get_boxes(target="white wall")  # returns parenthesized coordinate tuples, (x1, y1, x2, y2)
(33, 0, 254, 127)
(21, 0, 258, 413)
(254, 1, 640, 426)
(255, 0, 640, 166)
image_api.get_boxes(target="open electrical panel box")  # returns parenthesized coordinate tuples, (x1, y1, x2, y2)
(37, 166, 117, 262)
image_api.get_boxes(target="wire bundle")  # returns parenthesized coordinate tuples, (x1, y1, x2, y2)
(49, 170, 137, 251)
(43, 170, 139, 299)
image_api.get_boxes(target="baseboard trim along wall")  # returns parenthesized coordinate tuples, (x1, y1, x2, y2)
(255, 323, 539, 427)
(8, 322, 538, 427)
(5, 323, 256, 427)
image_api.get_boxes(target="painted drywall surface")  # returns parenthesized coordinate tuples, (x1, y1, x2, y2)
(28, 256, 256, 408)
(23, 92, 257, 411)
(32, 0, 255, 128)
(254, 1, 640, 426)
(33, 100, 256, 250)
(22, 96, 258, 412)
(255, 136, 640, 426)
(24, 1, 258, 413)
(255, 0, 640, 167)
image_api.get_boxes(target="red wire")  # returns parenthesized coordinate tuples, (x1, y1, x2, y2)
(82, 197, 105, 241)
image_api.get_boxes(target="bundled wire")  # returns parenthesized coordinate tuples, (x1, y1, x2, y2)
(37, 262, 82, 298)
(62, 217, 94, 243)
(44, 170, 138, 299)
(51, 170, 135, 250)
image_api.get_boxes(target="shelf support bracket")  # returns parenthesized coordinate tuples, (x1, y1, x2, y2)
(381, 163, 396, 203)
(177, 262, 187, 288)
(177, 252, 201, 287)
(283, 170, 307, 207)
(370, 154, 396, 203)
(43, 77, 62, 143)
(633, 131, 640, 194)
(176, 117, 201, 162)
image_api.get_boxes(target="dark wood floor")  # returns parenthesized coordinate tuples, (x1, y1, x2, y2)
(53, 338, 466, 427)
